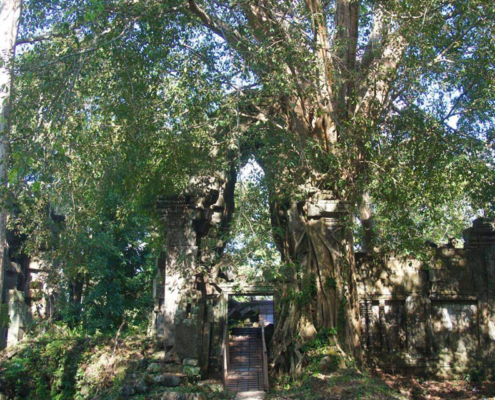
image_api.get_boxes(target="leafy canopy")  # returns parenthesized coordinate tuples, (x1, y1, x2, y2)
(5, 0, 495, 326)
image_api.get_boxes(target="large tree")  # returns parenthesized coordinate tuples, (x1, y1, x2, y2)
(182, 0, 495, 372)
(8, 0, 495, 372)
(0, 0, 22, 329)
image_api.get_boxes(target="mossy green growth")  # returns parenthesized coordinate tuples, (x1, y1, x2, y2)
(1, 332, 90, 399)
(0, 325, 153, 400)
(0, 325, 233, 400)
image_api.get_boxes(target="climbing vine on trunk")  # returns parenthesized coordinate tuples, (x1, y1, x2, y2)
(268, 196, 361, 373)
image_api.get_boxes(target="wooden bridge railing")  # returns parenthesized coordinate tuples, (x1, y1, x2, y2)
(221, 319, 229, 387)
(261, 323, 269, 391)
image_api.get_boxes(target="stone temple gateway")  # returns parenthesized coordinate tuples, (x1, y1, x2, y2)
(150, 171, 495, 381)
(0, 171, 493, 390)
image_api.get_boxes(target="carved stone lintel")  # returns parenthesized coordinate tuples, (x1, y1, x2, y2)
(307, 200, 350, 219)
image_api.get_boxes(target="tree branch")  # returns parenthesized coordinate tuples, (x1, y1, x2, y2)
(443, 81, 475, 122)
(334, 0, 360, 119)
(360, 6, 385, 72)
(16, 32, 67, 46)
(187, 0, 248, 55)
(16, 3, 184, 47)
(355, 28, 406, 119)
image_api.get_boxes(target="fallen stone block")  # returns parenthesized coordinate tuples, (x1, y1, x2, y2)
(153, 373, 184, 387)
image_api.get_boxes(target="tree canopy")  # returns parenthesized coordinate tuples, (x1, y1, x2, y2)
(3, 0, 495, 338)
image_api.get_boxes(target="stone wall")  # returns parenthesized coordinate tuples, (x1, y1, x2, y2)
(153, 191, 495, 379)
(0, 247, 48, 349)
(356, 218, 495, 377)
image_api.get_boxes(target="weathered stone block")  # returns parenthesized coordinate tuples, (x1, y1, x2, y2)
(175, 320, 199, 360)
(182, 358, 199, 367)
(182, 365, 201, 376)
(147, 363, 162, 373)
(430, 300, 478, 368)
(164, 349, 180, 364)
(7, 290, 30, 348)
(163, 364, 182, 373)
(153, 373, 183, 387)
(197, 380, 224, 393)
(307, 200, 349, 218)
(151, 350, 166, 361)
(405, 295, 429, 355)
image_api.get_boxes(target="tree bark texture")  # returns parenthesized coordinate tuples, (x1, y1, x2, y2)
(0, 0, 22, 314)
(269, 194, 361, 374)
(359, 192, 376, 253)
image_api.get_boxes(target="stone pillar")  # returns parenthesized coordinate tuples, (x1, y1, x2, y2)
(152, 170, 236, 376)
(161, 200, 198, 348)
(6, 289, 29, 348)
(150, 254, 166, 340)
(210, 291, 228, 370)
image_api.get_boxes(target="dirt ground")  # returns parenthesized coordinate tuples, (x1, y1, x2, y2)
(379, 372, 495, 400)
(267, 369, 495, 400)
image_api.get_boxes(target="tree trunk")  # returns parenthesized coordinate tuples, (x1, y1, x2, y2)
(0, 0, 22, 331)
(70, 273, 85, 306)
(185, 0, 404, 375)
(269, 193, 361, 374)
(359, 192, 376, 253)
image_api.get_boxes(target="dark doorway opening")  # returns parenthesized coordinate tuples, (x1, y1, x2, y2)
(228, 295, 274, 328)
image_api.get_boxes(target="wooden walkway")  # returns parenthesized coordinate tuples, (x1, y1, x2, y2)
(226, 327, 265, 393)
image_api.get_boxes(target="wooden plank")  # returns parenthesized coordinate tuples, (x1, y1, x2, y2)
(226, 327, 265, 393)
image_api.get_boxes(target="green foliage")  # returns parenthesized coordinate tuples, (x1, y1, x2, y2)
(302, 328, 338, 352)
(0, 326, 163, 400)
(269, 369, 406, 400)
(465, 365, 485, 383)
(365, 104, 491, 252)
(9, 0, 495, 276)
(296, 274, 318, 308)
(7, 0, 245, 332)
(0, 332, 87, 399)
(226, 159, 281, 280)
